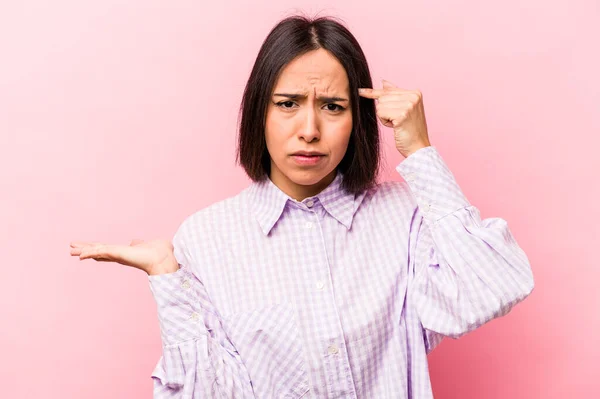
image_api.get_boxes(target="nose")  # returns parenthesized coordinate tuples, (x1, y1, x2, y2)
(298, 106, 320, 143)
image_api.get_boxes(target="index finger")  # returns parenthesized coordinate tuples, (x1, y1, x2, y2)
(70, 241, 102, 248)
(358, 88, 385, 99)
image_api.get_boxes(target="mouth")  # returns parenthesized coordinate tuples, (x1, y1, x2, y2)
(291, 151, 325, 157)
(290, 152, 326, 165)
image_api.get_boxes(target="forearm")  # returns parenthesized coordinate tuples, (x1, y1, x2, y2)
(149, 265, 255, 398)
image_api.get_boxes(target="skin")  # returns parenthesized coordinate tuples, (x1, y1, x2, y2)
(70, 49, 432, 275)
(265, 48, 353, 201)
(359, 79, 431, 158)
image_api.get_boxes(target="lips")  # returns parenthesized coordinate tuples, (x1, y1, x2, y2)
(290, 152, 325, 166)
(291, 151, 325, 156)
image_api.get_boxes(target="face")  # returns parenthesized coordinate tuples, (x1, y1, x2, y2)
(265, 48, 353, 201)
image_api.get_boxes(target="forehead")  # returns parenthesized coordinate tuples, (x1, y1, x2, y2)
(274, 49, 349, 92)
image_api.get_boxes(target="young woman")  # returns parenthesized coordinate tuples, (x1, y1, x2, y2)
(70, 15, 534, 399)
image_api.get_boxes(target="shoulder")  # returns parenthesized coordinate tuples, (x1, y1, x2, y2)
(367, 179, 416, 209)
(173, 185, 253, 244)
(354, 179, 419, 225)
(349, 179, 418, 227)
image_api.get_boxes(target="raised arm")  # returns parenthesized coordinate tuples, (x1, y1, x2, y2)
(70, 227, 255, 398)
(398, 146, 534, 339)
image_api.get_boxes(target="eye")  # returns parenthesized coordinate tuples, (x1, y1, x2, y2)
(275, 101, 297, 109)
(324, 103, 345, 112)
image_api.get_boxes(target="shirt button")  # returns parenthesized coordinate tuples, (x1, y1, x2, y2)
(190, 312, 200, 322)
(328, 345, 339, 355)
(316, 281, 325, 291)
(306, 200, 314, 208)
(421, 203, 431, 212)
(405, 172, 416, 182)
(305, 222, 313, 229)
(181, 280, 191, 289)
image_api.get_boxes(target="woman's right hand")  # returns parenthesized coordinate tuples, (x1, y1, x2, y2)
(69, 239, 179, 275)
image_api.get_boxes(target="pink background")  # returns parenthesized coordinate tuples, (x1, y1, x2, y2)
(1, 1, 598, 397)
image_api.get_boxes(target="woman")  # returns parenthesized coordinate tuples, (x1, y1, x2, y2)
(70, 15, 534, 398)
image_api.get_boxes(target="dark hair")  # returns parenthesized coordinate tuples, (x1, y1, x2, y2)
(236, 15, 380, 195)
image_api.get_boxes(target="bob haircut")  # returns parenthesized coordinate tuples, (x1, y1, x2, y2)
(236, 15, 380, 195)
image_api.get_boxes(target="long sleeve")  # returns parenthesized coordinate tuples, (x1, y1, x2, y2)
(148, 226, 255, 398)
(397, 146, 535, 339)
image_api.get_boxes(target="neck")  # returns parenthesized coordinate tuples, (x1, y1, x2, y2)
(270, 169, 337, 201)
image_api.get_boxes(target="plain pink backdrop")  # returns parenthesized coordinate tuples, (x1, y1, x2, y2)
(1, 0, 598, 397)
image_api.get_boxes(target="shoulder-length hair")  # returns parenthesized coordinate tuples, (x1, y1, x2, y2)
(236, 15, 380, 195)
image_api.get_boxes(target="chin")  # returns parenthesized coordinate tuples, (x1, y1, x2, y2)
(288, 169, 333, 186)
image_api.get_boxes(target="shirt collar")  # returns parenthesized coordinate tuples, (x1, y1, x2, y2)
(249, 171, 366, 235)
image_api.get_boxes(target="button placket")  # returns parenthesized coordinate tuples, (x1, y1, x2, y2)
(302, 205, 352, 393)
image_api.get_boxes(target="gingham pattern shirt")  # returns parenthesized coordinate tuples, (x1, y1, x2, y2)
(148, 146, 534, 398)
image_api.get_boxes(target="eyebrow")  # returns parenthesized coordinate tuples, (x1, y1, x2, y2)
(273, 93, 349, 102)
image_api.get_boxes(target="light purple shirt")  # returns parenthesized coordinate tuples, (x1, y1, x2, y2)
(148, 146, 534, 398)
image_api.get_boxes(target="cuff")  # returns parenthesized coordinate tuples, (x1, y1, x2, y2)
(396, 146, 470, 224)
(148, 266, 206, 346)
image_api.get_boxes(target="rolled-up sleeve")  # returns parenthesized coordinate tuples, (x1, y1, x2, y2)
(148, 225, 255, 398)
(397, 146, 535, 339)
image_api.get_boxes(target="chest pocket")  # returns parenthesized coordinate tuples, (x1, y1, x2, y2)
(223, 303, 310, 399)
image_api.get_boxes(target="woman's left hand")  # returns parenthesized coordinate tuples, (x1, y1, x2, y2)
(359, 80, 431, 158)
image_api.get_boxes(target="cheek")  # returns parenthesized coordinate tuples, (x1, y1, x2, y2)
(264, 112, 286, 157)
(264, 109, 278, 143)
(334, 114, 353, 148)
(342, 114, 353, 135)
(265, 111, 295, 144)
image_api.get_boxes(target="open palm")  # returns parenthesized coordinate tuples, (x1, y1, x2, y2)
(69, 239, 178, 275)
